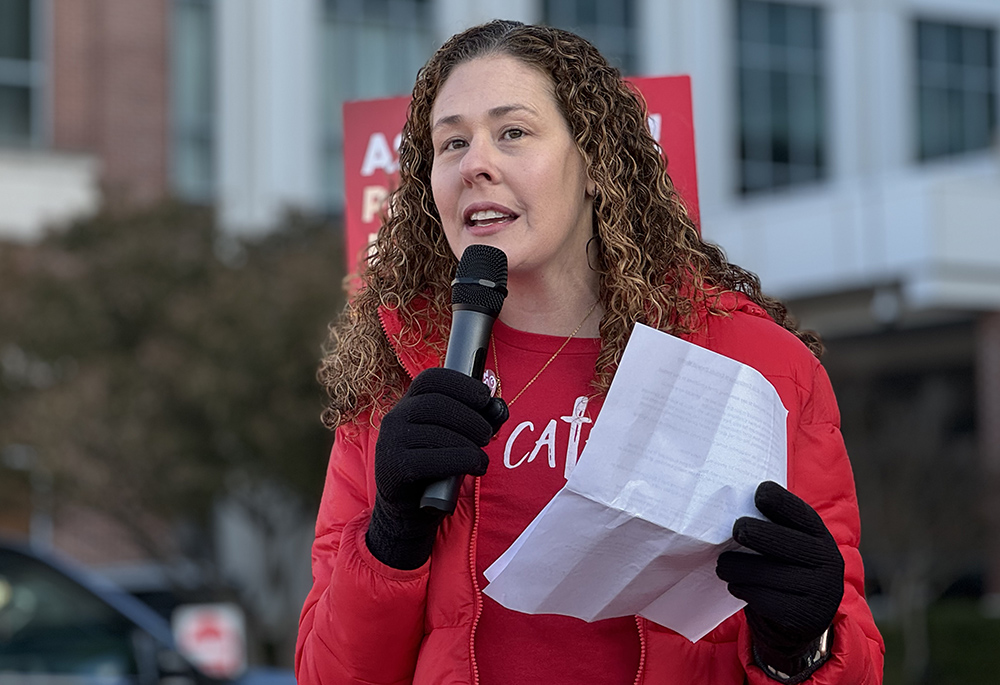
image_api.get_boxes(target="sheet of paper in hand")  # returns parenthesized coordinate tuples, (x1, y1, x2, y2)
(483, 323, 788, 641)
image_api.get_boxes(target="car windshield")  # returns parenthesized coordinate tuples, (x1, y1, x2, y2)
(0, 548, 139, 684)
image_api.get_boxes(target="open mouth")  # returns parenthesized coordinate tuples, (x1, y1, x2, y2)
(466, 209, 517, 227)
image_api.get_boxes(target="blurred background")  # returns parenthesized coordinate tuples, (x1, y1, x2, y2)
(0, 0, 998, 683)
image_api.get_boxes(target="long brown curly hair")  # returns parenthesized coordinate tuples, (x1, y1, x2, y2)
(319, 19, 821, 430)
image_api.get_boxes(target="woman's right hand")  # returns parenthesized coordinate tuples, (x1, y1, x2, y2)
(366, 367, 506, 569)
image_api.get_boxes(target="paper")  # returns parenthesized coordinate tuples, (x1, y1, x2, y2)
(483, 323, 788, 641)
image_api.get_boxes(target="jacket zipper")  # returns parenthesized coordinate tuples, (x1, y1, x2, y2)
(468, 475, 484, 684)
(632, 616, 646, 685)
(382, 305, 489, 683)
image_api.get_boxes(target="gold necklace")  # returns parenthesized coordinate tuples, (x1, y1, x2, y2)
(490, 300, 600, 407)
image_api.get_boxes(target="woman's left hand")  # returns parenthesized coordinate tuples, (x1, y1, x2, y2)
(716, 481, 844, 680)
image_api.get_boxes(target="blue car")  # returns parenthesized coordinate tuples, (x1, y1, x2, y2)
(0, 538, 297, 685)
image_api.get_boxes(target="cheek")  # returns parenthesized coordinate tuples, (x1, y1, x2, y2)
(429, 163, 441, 198)
(429, 170, 451, 219)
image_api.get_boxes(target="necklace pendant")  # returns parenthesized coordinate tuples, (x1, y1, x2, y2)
(482, 368, 499, 397)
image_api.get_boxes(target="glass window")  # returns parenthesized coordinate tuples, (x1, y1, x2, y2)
(543, 0, 637, 75)
(736, 0, 825, 194)
(0, 0, 32, 60)
(916, 20, 997, 161)
(0, 548, 138, 681)
(170, 0, 215, 203)
(0, 0, 41, 147)
(320, 0, 435, 212)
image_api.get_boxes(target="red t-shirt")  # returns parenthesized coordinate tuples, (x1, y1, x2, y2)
(474, 319, 640, 684)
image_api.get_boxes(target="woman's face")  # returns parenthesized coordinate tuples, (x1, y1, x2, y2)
(430, 55, 594, 286)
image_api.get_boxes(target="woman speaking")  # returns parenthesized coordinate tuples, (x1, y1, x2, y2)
(296, 19, 884, 685)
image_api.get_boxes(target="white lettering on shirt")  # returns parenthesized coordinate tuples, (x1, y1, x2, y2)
(503, 395, 593, 476)
(529, 419, 558, 468)
(504, 421, 534, 468)
(561, 396, 592, 479)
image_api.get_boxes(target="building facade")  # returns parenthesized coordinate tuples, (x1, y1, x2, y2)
(2, 0, 999, 610)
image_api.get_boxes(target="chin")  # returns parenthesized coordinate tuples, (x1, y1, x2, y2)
(453, 236, 512, 259)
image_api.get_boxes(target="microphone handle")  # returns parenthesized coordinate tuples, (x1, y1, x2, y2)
(420, 308, 495, 513)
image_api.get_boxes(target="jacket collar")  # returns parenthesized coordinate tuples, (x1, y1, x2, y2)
(378, 297, 445, 379)
(376, 290, 770, 379)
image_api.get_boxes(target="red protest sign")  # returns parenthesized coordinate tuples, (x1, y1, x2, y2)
(629, 75, 700, 228)
(342, 76, 699, 276)
(342, 95, 410, 276)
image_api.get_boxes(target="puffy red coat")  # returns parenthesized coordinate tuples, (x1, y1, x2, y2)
(296, 293, 885, 684)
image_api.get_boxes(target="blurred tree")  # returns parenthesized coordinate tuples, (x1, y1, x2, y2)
(0, 202, 346, 661)
(831, 345, 981, 685)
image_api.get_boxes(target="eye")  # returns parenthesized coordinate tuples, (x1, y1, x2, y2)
(502, 128, 525, 141)
(439, 138, 467, 152)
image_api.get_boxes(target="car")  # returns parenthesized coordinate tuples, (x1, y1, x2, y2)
(0, 538, 297, 685)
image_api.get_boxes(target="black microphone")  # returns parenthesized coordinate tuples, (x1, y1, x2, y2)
(420, 244, 508, 513)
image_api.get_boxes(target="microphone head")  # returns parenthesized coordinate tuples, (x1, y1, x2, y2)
(452, 245, 508, 316)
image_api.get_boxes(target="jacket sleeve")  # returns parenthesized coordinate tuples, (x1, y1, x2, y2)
(295, 422, 430, 685)
(740, 361, 885, 684)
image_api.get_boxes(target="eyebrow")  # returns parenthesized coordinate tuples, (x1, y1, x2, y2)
(431, 104, 539, 133)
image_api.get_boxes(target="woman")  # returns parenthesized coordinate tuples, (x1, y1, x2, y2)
(297, 19, 884, 685)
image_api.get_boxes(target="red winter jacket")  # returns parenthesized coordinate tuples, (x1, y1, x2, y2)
(296, 293, 885, 684)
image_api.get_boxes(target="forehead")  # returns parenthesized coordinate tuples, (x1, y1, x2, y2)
(430, 54, 560, 124)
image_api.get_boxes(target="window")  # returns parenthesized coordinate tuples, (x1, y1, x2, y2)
(736, 0, 825, 194)
(916, 20, 997, 161)
(170, 0, 215, 203)
(0, 548, 138, 679)
(0, 0, 42, 147)
(543, 0, 637, 75)
(321, 0, 435, 212)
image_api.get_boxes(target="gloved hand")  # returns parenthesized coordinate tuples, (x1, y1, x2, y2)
(366, 367, 508, 570)
(716, 481, 844, 682)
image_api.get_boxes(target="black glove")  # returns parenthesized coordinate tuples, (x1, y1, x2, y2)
(717, 481, 844, 682)
(366, 367, 507, 570)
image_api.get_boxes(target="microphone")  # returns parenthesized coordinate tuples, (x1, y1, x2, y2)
(420, 244, 508, 513)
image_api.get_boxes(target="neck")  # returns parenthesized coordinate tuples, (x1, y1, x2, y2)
(498, 272, 602, 338)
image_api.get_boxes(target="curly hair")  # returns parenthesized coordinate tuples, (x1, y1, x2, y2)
(319, 19, 821, 430)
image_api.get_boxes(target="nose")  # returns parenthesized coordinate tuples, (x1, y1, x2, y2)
(458, 136, 499, 186)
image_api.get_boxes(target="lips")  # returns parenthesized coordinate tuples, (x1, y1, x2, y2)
(463, 203, 518, 227)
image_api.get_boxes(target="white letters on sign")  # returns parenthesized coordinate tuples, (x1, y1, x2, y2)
(647, 114, 662, 143)
(362, 185, 390, 223)
(360, 132, 402, 176)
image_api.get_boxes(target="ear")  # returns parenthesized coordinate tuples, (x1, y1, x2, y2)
(586, 176, 598, 198)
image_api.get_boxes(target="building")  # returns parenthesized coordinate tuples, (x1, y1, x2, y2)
(2, 0, 999, 627)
